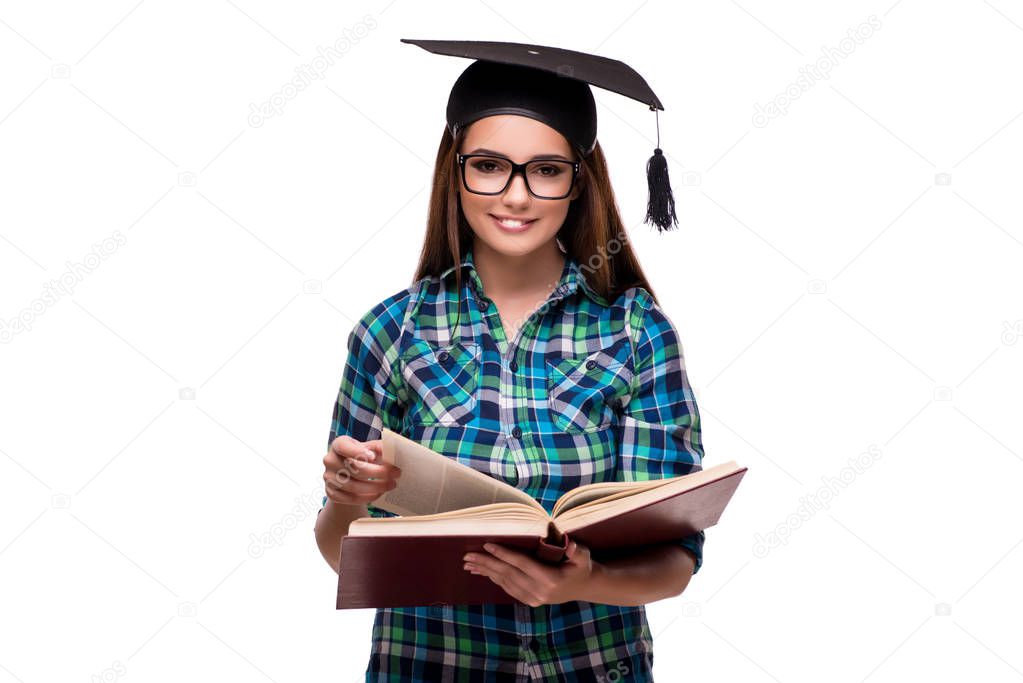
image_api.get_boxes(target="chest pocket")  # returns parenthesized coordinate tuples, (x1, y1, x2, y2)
(401, 339, 480, 427)
(546, 337, 634, 434)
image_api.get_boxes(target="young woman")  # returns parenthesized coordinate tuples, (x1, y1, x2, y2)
(315, 41, 705, 682)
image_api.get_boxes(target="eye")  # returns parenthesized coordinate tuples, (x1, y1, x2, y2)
(470, 158, 508, 174)
(532, 164, 564, 177)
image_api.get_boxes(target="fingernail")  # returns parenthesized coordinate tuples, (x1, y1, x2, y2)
(463, 563, 472, 571)
(483, 543, 495, 552)
(463, 554, 473, 562)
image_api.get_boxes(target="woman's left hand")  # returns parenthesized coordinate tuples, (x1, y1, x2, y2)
(463, 539, 599, 606)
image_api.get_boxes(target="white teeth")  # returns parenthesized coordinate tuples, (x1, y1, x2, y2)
(494, 217, 531, 228)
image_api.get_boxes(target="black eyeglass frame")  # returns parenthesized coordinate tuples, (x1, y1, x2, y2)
(456, 153, 581, 200)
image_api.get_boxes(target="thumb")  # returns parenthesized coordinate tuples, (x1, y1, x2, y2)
(362, 440, 384, 461)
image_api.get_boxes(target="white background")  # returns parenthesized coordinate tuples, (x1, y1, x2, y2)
(1, 1, 1021, 681)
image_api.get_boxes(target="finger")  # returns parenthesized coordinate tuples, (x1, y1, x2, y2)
(325, 487, 379, 505)
(467, 555, 545, 603)
(325, 473, 394, 496)
(487, 577, 537, 606)
(329, 479, 395, 500)
(325, 474, 392, 496)
(324, 442, 369, 472)
(331, 437, 384, 468)
(329, 438, 401, 481)
(333, 436, 387, 460)
(341, 459, 400, 483)
(482, 543, 549, 577)
(467, 559, 542, 605)
(330, 435, 366, 457)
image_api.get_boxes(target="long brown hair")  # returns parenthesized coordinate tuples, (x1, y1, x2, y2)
(411, 124, 659, 307)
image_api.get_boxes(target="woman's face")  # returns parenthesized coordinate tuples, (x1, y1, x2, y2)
(457, 115, 582, 258)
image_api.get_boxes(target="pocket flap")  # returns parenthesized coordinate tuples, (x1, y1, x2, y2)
(401, 338, 480, 369)
(546, 336, 633, 382)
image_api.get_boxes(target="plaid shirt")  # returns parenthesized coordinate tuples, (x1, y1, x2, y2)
(321, 244, 705, 682)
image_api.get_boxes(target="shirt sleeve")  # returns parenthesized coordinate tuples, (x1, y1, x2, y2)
(615, 292, 706, 574)
(319, 302, 407, 519)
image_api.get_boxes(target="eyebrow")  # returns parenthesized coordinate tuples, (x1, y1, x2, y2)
(466, 147, 573, 162)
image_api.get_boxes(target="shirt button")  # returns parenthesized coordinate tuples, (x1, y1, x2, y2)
(479, 299, 490, 310)
(438, 350, 450, 364)
(585, 359, 596, 370)
(511, 426, 522, 439)
(528, 638, 541, 653)
(509, 359, 518, 372)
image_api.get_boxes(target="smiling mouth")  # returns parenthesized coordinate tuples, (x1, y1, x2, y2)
(490, 214, 538, 229)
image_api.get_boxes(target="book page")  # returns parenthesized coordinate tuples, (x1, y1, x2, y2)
(347, 502, 550, 537)
(373, 428, 544, 517)
(551, 462, 746, 518)
(553, 461, 745, 531)
(551, 479, 669, 517)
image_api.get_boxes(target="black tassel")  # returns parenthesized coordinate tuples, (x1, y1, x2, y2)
(645, 147, 678, 231)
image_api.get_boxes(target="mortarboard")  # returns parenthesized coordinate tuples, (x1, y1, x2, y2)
(400, 38, 680, 232)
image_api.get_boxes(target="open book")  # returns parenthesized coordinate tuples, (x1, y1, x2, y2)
(337, 428, 747, 609)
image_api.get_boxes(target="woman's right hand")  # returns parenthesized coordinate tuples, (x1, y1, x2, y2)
(322, 435, 402, 506)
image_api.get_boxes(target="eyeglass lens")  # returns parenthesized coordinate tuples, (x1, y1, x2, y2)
(463, 156, 574, 198)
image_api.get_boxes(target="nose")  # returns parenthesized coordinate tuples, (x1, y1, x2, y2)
(502, 170, 531, 206)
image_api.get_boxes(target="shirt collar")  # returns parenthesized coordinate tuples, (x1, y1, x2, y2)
(440, 245, 608, 307)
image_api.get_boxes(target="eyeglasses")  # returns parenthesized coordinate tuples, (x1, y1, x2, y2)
(457, 153, 580, 200)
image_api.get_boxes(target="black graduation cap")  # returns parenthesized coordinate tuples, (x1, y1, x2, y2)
(401, 38, 679, 231)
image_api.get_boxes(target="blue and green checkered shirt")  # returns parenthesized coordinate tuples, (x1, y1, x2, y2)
(322, 243, 705, 681)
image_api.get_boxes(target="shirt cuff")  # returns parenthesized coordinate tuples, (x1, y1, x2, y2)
(677, 530, 704, 575)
